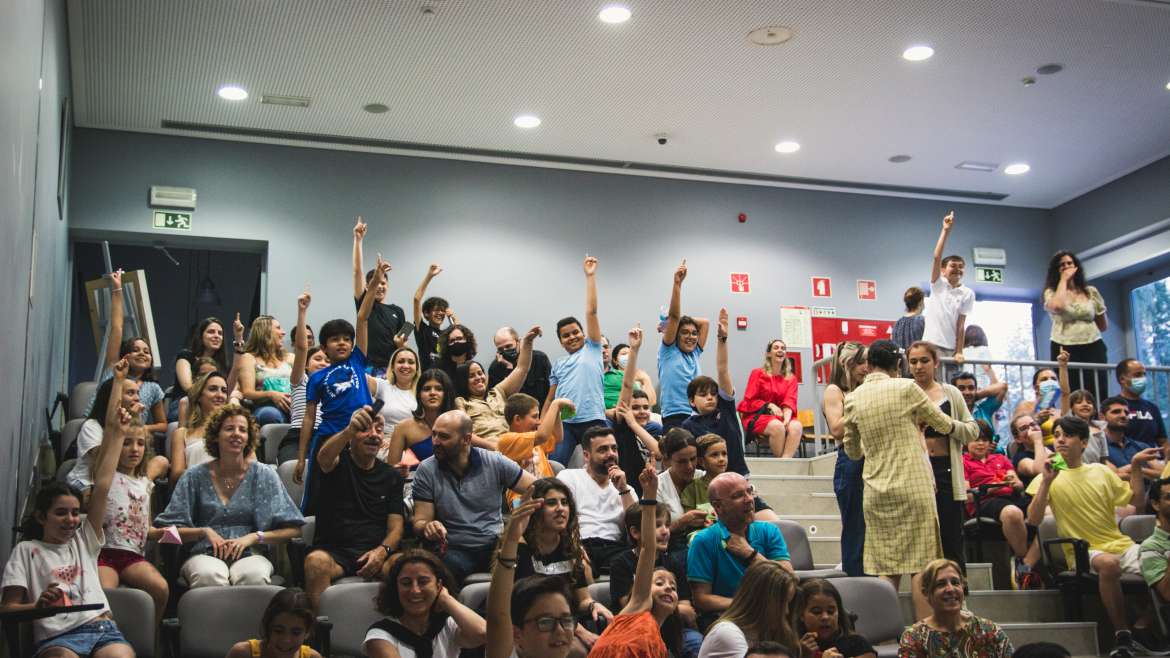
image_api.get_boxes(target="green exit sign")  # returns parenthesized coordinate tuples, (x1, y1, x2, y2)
(976, 266, 1004, 284)
(152, 211, 192, 231)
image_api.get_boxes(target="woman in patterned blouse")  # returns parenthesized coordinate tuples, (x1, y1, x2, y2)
(898, 559, 1013, 658)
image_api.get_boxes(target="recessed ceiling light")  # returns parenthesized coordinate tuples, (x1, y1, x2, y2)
(1004, 163, 1031, 175)
(363, 103, 389, 114)
(1165, 81, 1170, 91)
(598, 4, 631, 23)
(513, 114, 542, 129)
(747, 26, 794, 46)
(888, 154, 912, 163)
(216, 85, 248, 101)
(902, 45, 934, 61)
(1036, 63, 1063, 75)
(774, 141, 800, 154)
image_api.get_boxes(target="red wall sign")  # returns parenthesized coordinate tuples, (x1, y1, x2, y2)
(811, 317, 895, 383)
(857, 279, 877, 301)
(811, 276, 832, 298)
(730, 272, 751, 294)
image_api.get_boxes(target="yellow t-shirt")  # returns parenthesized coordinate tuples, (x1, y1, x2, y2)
(1026, 463, 1133, 564)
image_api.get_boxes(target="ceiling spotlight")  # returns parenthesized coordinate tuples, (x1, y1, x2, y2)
(513, 114, 542, 129)
(888, 154, 912, 163)
(216, 85, 248, 101)
(598, 4, 631, 23)
(363, 103, 389, 114)
(774, 141, 801, 154)
(1004, 163, 1031, 175)
(902, 45, 934, 61)
(1165, 81, 1170, 91)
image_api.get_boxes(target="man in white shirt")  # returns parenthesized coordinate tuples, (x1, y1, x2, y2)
(922, 211, 975, 362)
(556, 425, 635, 575)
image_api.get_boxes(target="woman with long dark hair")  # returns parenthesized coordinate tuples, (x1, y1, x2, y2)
(387, 369, 456, 469)
(1043, 250, 1109, 400)
(169, 316, 230, 421)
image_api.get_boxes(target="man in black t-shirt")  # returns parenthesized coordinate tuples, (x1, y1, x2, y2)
(352, 217, 406, 376)
(488, 326, 552, 404)
(304, 405, 405, 611)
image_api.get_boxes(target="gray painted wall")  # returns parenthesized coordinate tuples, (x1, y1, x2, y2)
(69, 129, 1056, 410)
(1051, 155, 1170, 255)
(0, 0, 73, 561)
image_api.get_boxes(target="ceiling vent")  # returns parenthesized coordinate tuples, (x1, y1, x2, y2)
(260, 94, 311, 108)
(149, 185, 197, 209)
(1104, 0, 1170, 9)
(955, 161, 999, 173)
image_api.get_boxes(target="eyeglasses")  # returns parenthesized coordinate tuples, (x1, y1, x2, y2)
(523, 615, 577, 632)
(678, 330, 699, 337)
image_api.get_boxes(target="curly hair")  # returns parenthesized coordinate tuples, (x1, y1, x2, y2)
(376, 549, 457, 617)
(505, 479, 585, 581)
(437, 324, 477, 368)
(202, 405, 259, 459)
(243, 315, 287, 364)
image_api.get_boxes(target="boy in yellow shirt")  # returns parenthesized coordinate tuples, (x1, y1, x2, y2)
(1026, 415, 1160, 658)
(497, 393, 575, 506)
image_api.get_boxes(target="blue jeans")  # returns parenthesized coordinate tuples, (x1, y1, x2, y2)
(833, 447, 866, 577)
(34, 619, 129, 656)
(549, 419, 610, 465)
(443, 542, 496, 586)
(253, 404, 288, 426)
(682, 628, 703, 658)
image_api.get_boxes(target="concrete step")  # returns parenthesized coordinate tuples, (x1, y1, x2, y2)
(751, 475, 834, 499)
(891, 563, 995, 592)
(782, 515, 842, 539)
(746, 453, 838, 477)
(767, 492, 841, 516)
(811, 537, 842, 565)
(898, 590, 1065, 623)
(1001, 622, 1098, 657)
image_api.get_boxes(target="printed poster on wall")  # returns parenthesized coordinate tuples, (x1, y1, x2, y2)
(812, 316, 895, 383)
(780, 306, 812, 349)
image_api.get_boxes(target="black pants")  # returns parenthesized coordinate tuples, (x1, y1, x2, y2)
(931, 456, 966, 571)
(581, 537, 629, 578)
(1051, 339, 1109, 403)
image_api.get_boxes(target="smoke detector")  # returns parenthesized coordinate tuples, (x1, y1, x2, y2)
(748, 26, 794, 46)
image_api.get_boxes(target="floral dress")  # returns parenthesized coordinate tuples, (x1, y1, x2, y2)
(898, 614, 1013, 658)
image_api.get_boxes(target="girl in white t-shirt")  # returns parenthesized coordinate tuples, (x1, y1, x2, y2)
(98, 402, 171, 626)
(1, 359, 137, 657)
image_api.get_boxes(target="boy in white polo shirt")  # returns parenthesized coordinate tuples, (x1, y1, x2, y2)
(923, 211, 975, 362)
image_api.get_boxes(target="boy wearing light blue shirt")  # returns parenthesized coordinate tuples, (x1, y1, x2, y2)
(659, 259, 710, 428)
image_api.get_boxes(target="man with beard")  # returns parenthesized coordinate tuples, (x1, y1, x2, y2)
(687, 473, 792, 622)
(1101, 396, 1164, 480)
(557, 426, 637, 575)
(1140, 478, 1170, 604)
(303, 405, 405, 611)
(412, 410, 535, 583)
(488, 326, 552, 404)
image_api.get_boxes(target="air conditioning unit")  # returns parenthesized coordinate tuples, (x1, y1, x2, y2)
(149, 185, 197, 209)
(972, 247, 1007, 266)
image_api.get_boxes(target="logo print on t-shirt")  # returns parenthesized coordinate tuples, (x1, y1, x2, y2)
(322, 364, 359, 399)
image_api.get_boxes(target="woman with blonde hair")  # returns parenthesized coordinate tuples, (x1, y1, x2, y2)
(235, 314, 294, 426)
(698, 560, 801, 658)
(374, 346, 420, 460)
(822, 341, 868, 577)
(898, 559, 1012, 658)
(169, 371, 230, 483)
(738, 339, 803, 457)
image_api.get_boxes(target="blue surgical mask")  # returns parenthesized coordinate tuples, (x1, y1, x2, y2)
(617, 354, 629, 369)
(1130, 376, 1148, 395)
(1038, 379, 1059, 394)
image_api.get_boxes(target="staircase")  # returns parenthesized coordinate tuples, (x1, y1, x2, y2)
(748, 454, 1100, 656)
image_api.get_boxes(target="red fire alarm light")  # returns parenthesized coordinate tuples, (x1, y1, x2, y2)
(736, 316, 748, 330)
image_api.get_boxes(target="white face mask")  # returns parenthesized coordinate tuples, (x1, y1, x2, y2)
(617, 354, 629, 369)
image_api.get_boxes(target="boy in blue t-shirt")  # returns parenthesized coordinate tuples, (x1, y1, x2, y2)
(546, 256, 609, 465)
(295, 256, 387, 512)
(681, 309, 749, 476)
(659, 259, 710, 429)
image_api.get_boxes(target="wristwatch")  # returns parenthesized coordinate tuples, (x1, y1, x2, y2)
(381, 544, 393, 556)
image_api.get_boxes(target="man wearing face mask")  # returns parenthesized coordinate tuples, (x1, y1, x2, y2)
(1117, 359, 1167, 448)
(488, 326, 551, 405)
(1101, 396, 1164, 481)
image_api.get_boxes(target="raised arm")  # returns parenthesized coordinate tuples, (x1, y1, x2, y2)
(351, 216, 367, 299)
(584, 256, 601, 343)
(103, 269, 125, 370)
(622, 456, 660, 615)
(536, 398, 571, 449)
(930, 211, 954, 283)
(498, 326, 539, 397)
(413, 264, 442, 326)
(663, 259, 686, 345)
(487, 495, 542, 658)
(715, 308, 732, 394)
(90, 359, 133, 535)
(976, 364, 1008, 403)
(357, 255, 388, 355)
(293, 400, 317, 484)
(1130, 448, 1161, 513)
(1057, 349, 1072, 416)
(291, 291, 311, 386)
(617, 325, 645, 410)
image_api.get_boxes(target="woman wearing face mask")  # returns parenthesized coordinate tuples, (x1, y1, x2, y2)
(738, 340, 803, 457)
(906, 341, 979, 573)
(898, 559, 1013, 658)
(606, 343, 656, 410)
(821, 342, 868, 577)
(437, 324, 477, 384)
(1011, 368, 1062, 432)
(1043, 250, 1109, 402)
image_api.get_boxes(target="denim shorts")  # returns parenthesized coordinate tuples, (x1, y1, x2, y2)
(35, 619, 129, 657)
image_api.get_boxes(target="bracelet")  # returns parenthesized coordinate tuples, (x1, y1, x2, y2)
(746, 549, 758, 562)
(381, 544, 393, 556)
(639, 498, 658, 506)
(256, 530, 265, 544)
(112, 287, 122, 292)
(497, 557, 518, 569)
(618, 488, 631, 496)
(718, 336, 727, 343)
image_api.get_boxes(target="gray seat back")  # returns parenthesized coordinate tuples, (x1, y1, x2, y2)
(771, 519, 814, 570)
(278, 460, 304, 507)
(1038, 516, 1068, 572)
(69, 381, 98, 420)
(178, 585, 282, 658)
(164, 421, 179, 461)
(460, 582, 490, 614)
(105, 587, 156, 657)
(588, 581, 612, 609)
(1121, 515, 1156, 544)
(319, 582, 383, 657)
(832, 577, 905, 645)
(261, 423, 292, 464)
(61, 418, 88, 460)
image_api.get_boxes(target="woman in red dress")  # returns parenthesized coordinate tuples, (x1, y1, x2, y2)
(738, 340, 803, 457)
